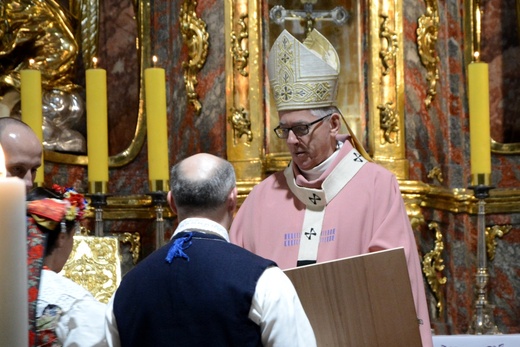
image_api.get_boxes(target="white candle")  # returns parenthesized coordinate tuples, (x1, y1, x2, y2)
(0, 144, 28, 345)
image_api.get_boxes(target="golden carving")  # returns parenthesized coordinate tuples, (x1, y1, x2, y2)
(180, 0, 209, 115)
(61, 233, 142, 303)
(118, 232, 141, 265)
(422, 222, 447, 315)
(76, 0, 100, 70)
(38, 0, 149, 167)
(231, 14, 249, 77)
(485, 225, 512, 260)
(224, 0, 263, 181)
(427, 166, 444, 183)
(377, 102, 399, 144)
(379, 14, 398, 76)
(367, 0, 408, 179)
(60, 236, 122, 304)
(416, 0, 440, 108)
(491, 138, 520, 154)
(229, 107, 253, 143)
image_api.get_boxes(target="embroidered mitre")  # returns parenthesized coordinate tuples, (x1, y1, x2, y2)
(267, 29, 340, 111)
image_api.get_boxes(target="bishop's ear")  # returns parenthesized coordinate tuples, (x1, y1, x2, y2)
(330, 113, 341, 134)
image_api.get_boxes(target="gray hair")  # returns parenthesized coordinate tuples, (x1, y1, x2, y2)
(309, 106, 340, 118)
(169, 157, 236, 213)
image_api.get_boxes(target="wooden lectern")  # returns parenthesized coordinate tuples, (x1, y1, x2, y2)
(284, 247, 422, 347)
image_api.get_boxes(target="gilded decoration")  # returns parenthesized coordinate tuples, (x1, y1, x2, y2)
(77, 0, 100, 70)
(231, 14, 250, 77)
(427, 167, 444, 184)
(377, 102, 399, 144)
(118, 232, 142, 265)
(180, 0, 210, 115)
(485, 225, 512, 260)
(0, 0, 151, 167)
(379, 14, 398, 76)
(228, 11, 253, 144)
(268, 2, 349, 36)
(60, 233, 141, 303)
(416, 0, 440, 108)
(229, 107, 253, 143)
(422, 222, 447, 316)
(368, 1, 408, 179)
(225, 0, 264, 184)
(61, 236, 122, 304)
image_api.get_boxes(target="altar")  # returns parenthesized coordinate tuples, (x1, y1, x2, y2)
(433, 334, 520, 347)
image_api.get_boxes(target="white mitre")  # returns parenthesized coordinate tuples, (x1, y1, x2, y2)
(267, 29, 340, 111)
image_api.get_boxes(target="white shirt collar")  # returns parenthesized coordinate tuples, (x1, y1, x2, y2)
(300, 141, 343, 181)
(171, 217, 230, 242)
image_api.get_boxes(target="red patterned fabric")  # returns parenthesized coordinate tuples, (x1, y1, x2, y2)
(26, 216, 56, 346)
(27, 199, 67, 223)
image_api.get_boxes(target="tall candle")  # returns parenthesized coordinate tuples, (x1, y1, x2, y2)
(20, 66, 44, 186)
(467, 62, 491, 186)
(145, 58, 169, 191)
(0, 144, 28, 345)
(86, 58, 109, 193)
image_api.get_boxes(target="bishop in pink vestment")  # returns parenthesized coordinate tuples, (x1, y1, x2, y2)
(230, 136, 433, 346)
(230, 29, 434, 347)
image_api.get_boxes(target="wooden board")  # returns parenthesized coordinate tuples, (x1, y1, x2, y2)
(284, 248, 422, 347)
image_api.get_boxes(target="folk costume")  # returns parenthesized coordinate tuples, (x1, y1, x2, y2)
(229, 29, 433, 347)
(106, 218, 316, 347)
(27, 186, 106, 346)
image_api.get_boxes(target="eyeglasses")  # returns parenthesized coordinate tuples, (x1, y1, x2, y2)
(273, 114, 332, 139)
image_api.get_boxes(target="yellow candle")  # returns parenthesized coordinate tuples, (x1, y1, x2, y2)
(20, 68, 44, 186)
(86, 60, 109, 193)
(467, 62, 491, 186)
(145, 62, 169, 191)
(0, 145, 28, 345)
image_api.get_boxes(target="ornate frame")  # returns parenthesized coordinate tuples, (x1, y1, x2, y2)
(45, 0, 151, 167)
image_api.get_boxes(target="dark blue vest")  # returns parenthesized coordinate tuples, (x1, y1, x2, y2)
(113, 231, 275, 347)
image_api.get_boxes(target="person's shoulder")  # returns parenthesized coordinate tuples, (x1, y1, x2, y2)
(249, 170, 286, 193)
(361, 160, 397, 178)
(226, 241, 277, 265)
(40, 270, 103, 309)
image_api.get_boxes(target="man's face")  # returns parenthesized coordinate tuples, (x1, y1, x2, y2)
(277, 110, 338, 171)
(0, 124, 42, 191)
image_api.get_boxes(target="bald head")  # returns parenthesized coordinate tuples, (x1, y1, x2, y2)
(169, 153, 237, 223)
(180, 153, 226, 180)
(0, 117, 43, 191)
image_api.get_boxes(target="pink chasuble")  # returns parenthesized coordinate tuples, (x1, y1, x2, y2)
(230, 137, 434, 347)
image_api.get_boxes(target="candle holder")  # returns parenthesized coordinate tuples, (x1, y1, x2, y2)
(148, 190, 168, 250)
(467, 184, 500, 335)
(88, 193, 108, 237)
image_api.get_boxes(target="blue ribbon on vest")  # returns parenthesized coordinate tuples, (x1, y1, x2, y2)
(165, 232, 193, 263)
